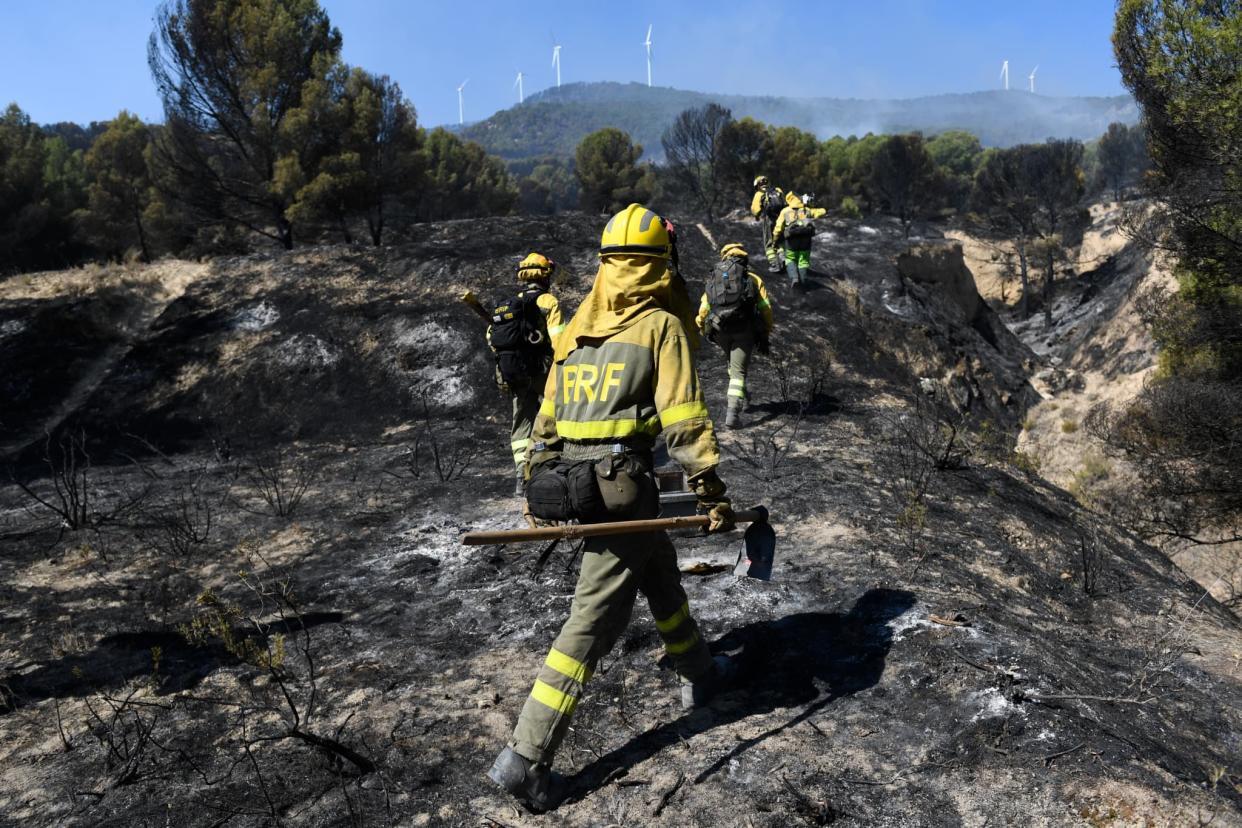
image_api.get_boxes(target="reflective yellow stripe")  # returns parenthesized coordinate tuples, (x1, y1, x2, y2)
(545, 648, 592, 684)
(511, 438, 531, 450)
(728, 378, 746, 399)
(659, 401, 709, 429)
(539, 398, 555, 417)
(556, 417, 660, 440)
(757, 298, 771, 308)
(547, 324, 566, 336)
(530, 679, 578, 715)
(655, 601, 690, 634)
(664, 630, 700, 655)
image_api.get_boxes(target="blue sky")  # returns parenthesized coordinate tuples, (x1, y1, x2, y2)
(1, 1, 1127, 127)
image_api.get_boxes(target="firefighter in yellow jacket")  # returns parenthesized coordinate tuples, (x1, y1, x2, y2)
(487, 253, 564, 495)
(773, 192, 828, 290)
(750, 175, 785, 274)
(696, 243, 774, 429)
(488, 205, 736, 812)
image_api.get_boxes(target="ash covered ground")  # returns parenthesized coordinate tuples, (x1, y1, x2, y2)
(1, 210, 1240, 827)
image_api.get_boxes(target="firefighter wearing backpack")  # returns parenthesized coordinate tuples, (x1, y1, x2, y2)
(750, 175, 785, 274)
(487, 204, 736, 812)
(696, 243, 774, 429)
(773, 191, 828, 290)
(487, 253, 565, 495)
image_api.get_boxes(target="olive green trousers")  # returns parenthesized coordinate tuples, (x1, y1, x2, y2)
(761, 217, 781, 270)
(508, 530, 714, 765)
(714, 329, 755, 409)
(508, 385, 542, 472)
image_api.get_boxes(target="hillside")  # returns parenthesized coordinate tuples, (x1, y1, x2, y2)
(1, 212, 1240, 826)
(459, 82, 1140, 160)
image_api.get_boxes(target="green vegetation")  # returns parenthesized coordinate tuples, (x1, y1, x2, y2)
(970, 140, 1089, 322)
(574, 128, 653, 213)
(1094, 0, 1242, 543)
(0, 0, 1153, 277)
(866, 134, 943, 237)
(1094, 121, 1149, 201)
(460, 81, 1138, 161)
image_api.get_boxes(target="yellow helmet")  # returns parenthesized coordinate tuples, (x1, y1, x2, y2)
(753, 175, 769, 188)
(719, 243, 748, 261)
(599, 204, 671, 259)
(518, 252, 555, 281)
(785, 191, 802, 207)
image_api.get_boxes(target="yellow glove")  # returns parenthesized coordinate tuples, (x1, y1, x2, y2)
(690, 468, 733, 533)
(704, 501, 736, 533)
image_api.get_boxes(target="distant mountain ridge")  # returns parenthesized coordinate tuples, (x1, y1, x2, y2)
(459, 82, 1139, 161)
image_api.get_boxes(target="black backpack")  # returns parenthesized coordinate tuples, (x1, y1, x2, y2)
(785, 207, 816, 239)
(762, 186, 784, 220)
(489, 287, 552, 388)
(705, 258, 758, 334)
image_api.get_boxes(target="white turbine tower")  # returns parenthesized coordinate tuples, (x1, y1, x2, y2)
(1000, 60, 1009, 90)
(457, 78, 469, 125)
(644, 24, 653, 87)
(1028, 65, 1038, 94)
(515, 71, 524, 104)
(552, 43, 562, 88)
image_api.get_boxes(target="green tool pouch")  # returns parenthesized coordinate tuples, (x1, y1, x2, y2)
(593, 451, 658, 521)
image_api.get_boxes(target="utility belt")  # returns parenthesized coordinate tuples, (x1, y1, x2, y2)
(526, 443, 658, 524)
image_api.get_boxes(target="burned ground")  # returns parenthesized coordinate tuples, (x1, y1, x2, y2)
(0, 211, 1239, 827)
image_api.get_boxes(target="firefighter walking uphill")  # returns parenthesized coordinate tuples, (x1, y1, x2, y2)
(696, 243, 774, 429)
(487, 204, 737, 812)
(773, 192, 828, 291)
(750, 175, 785, 274)
(487, 253, 565, 495)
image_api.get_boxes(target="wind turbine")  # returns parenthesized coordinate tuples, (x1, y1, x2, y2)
(514, 71, 524, 104)
(1000, 60, 1009, 91)
(552, 43, 562, 88)
(1028, 65, 1038, 94)
(457, 78, 469, 125)
(643, 24, 653, 87)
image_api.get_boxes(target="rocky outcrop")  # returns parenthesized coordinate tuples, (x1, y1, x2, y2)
(897, 241, 984, 323)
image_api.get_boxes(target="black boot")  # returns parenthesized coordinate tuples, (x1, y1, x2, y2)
(680, 655, 738, 711)
(487, 746, 562, 812)
(725, 399, 743, 429)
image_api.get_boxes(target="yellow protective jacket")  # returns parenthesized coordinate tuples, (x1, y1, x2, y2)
(750, 187, 783, 219)
(536, 292, 565, 351)
(773, 196, 827, 249)
(529, 255, 720, 478)
(695, 272, 774, 336)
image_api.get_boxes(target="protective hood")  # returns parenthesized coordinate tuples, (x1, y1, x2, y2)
(554, 254, 700, 361)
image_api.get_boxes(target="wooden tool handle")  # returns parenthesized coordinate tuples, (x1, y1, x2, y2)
(460, 290, 492, 324)
(461, 508, 766, 546)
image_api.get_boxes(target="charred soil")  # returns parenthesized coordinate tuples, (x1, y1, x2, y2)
(1, 211, 1239, 827)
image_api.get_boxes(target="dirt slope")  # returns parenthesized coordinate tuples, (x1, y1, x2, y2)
(1, 212, 1239, 827)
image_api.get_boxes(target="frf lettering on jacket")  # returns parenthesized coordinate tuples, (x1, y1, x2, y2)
(561, 363, 626, 403)
(530, 309, 719, 477)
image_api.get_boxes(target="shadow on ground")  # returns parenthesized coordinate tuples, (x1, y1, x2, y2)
(563, 587, 916, 802)
(0, 611, 344, 713)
